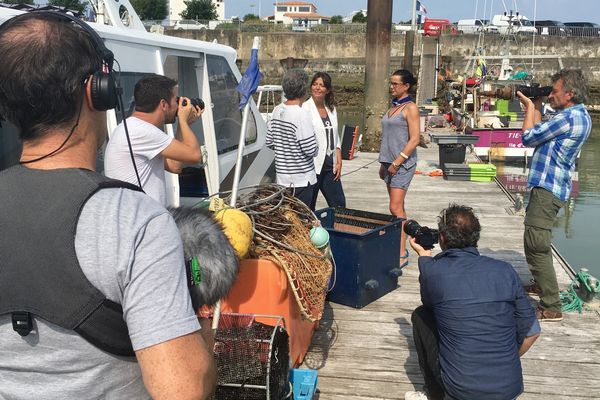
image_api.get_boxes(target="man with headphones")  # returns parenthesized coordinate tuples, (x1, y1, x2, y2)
(104, 74, 203, 206)
(0, 11, 215, 400)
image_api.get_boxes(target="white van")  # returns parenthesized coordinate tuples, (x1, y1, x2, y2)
(491, 14, 537, 35)
(457, 19, 485, 34)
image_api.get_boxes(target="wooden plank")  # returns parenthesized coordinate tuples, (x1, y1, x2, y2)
(310, 146, 600, 400)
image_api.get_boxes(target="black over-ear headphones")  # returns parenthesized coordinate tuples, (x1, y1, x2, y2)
(6, 11, 120, 111)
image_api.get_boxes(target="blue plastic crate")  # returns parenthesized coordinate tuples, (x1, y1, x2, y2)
(289, 368, 318, 400)
(316, 207, 404, 308)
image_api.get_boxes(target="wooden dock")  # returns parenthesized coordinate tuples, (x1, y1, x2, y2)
(307, 144, 600, 400)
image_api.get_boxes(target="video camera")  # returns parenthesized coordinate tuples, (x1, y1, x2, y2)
(404, 220, 439, 250)
(480, 83, 552, 100)
(177, 96, 205, 110)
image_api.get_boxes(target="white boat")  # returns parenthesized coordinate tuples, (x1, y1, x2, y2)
(0, 1, 275, 207)
(254, 85, 285, 124)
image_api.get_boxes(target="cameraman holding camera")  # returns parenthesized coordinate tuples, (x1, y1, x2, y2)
(105, 74, 203, 206)
(516, 69, 592, 322)
(405, 205, 540, 400)
(0, 13, 215, 399)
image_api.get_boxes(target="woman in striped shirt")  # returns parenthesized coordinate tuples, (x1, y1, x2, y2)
(266, 69, 318, 206)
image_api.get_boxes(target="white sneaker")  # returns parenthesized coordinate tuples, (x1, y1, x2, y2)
(405, 391, 429, 400)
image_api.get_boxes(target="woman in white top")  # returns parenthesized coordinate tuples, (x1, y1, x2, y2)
(303, 72, 346, 211)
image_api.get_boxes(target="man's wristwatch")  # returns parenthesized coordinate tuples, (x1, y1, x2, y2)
(392, 161, 400, 169)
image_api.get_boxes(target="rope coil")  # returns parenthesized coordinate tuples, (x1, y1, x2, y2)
(217, 184, 333, 322)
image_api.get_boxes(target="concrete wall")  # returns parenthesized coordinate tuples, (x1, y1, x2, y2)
(166, 30, 600, 86)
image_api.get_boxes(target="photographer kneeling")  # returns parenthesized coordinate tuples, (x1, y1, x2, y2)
(405, 204, 540, 400)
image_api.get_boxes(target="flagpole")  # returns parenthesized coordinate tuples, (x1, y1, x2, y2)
(212, 36, 261, 331)
(229, 36, 261, 209)
(412, 0, 418, 31)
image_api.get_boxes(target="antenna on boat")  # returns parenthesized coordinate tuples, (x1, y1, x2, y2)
(88, 0, 146, 31)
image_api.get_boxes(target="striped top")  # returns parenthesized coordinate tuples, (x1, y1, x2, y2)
(523, 103, 591, 201)
(266, 104, 318, 187)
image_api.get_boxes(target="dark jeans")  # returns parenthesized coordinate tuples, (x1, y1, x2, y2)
(289, 184, 315, 208)
(411, 306, 456, 400)
(309, 167, 346, 211)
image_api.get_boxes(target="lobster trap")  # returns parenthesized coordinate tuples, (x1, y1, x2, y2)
(213, 313, 291, 400)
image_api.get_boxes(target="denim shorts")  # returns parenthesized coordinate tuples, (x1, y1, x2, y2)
(381, 162, 416, 190)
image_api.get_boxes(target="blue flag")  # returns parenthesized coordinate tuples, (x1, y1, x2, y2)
(236, 48, 263, 109)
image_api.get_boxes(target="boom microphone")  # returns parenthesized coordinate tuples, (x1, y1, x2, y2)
(169, 206, 239, 309)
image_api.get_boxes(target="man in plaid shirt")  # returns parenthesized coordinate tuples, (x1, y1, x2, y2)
(516, 69, 592, 322)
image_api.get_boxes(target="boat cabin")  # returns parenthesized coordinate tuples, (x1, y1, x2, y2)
(0, 3, 275, 207)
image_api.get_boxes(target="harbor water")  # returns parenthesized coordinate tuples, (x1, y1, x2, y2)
(338, 108, 600, 279)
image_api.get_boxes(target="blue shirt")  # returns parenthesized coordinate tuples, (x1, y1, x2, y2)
(419, 247, 540, 400)
(522, 103, 591, 201)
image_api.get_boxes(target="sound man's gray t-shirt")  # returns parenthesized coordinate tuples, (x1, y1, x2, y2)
(0, 188, 200, 399)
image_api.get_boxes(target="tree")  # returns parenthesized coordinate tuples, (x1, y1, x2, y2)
(180, 0, 218, 20)
(131, 0, 168, 21)
(330, 15, 343, 24)
(352, 11, 367, 24)
(48, 0, 87, 13)
(243, 14, 260, 22)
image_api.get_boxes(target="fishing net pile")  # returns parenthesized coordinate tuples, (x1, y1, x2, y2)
(229, 184, 332, 322)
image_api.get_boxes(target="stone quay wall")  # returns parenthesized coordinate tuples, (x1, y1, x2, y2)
(166, 29, 600, 102)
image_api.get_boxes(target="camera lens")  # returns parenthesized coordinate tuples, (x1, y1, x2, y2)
(515, 85, 552, 98)
(177, 97, 205, 110)
(190, 98, 205, 110)
(403, 220, 421, 237)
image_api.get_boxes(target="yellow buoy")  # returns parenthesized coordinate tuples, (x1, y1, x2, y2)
(213, 208, 253, 259)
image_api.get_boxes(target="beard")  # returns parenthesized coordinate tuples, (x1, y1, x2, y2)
(165, 108, 178, 125)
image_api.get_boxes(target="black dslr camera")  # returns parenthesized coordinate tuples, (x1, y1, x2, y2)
(177, 96, 205, 110)
(404, 220, 439, 250)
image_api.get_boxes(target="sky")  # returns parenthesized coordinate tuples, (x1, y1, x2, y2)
(226, 0, 599, 24)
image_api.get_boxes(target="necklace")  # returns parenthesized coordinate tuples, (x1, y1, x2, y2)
(392, 95, 413, 107)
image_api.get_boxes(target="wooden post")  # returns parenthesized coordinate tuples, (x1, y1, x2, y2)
(362, 0, 393, 152)
(403, 30, 415, 71)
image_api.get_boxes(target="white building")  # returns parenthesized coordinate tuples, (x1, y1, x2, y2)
(271, 1, 329, 27)
(342, 9, 367, 23)
(170, 0, 225, 23)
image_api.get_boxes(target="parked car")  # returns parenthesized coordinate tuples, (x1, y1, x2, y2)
(491, 14, 537, 35)
(534, 20, 568, 36)
(457, 19, 486, 34)
(481, 19, 500, 34)
(174, 20, 208, 30)
(564, 22, 600, 37)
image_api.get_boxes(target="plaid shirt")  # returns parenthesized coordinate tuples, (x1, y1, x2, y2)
(523, 103, 591, 201)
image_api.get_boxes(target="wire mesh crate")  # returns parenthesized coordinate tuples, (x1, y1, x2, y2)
(213, 313, 290, 400)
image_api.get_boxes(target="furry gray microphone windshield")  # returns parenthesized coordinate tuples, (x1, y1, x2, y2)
(169, 206, 239, 309)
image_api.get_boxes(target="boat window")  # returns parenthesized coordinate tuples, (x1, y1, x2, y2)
(164, 55, 209, 198)
(114, 72, 152, 122)
(164, 55, 206, 146)
(206, 54, 257, 155)
(0, 121, 22, 172)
